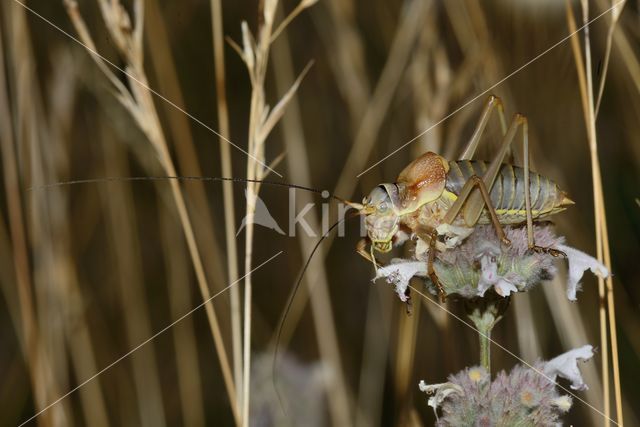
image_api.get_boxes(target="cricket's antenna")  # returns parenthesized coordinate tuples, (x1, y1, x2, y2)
(27, 175, 351, 202)
(32, 174, 368, 413)
(271, 210, 361, 414)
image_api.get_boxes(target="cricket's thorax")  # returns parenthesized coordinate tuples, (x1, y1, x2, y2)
(398, 196, 452, 231)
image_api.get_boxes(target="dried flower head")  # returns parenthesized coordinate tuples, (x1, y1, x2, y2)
(376, 224, 608, 301)
(419, 345, 594, 426)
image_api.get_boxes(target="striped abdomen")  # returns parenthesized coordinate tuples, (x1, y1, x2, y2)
(445, 160, 573, 224)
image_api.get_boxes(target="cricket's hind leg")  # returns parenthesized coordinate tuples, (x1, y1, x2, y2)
(449, 109, 564, 256)
(443, 104, 527, 248)
(516, 117, 567, 258)
(458, 95, 508, 161)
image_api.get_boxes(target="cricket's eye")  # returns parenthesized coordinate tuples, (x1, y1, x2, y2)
(367, 186, 390, 207)
(377, 202, 388, 213)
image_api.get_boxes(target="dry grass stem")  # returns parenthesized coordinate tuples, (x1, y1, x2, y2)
(565, 3, 611, 424)
(235, 1, 314, 424)
(0, 12, 57, 426)
(594, 0, 627, 116)
(271, 13, 353, 424)
(567, 0, 624, 424)
(4, 1, 639, 425)
(210, 0, 243, 417)
(63, 1, 238, 422)
(159, 208, 206, 427)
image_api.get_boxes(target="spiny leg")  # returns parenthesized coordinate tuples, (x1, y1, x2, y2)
(427, 230, 446, 302)
(442, 175, 511, 246)
(457, 114, 527, 227)
(414, 226, 447, 302)
(459, 95, 508, 160)
(441, 113, 532, 245)
(519, 119, 566, 257)
(454, 107, 565, 256)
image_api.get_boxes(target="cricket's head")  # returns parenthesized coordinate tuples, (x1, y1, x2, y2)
(361, 183, 402, 253)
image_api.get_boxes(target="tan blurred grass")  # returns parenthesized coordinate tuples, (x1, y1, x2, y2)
(1, 0, 639, 426)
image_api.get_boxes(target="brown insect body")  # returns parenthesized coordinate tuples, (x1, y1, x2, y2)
(358, 97, 576, 302)
(362, 152, 573, 254)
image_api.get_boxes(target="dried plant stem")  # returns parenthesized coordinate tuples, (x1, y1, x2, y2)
(271, 15, 353, 424)
(581, 3, 623, 426)
(144, 3, 214, 423)
(33, 61, 110, 427)
(101, 135, 167, 427)
(145, 0, 228, 295)
(242, 16, 271, 427)
(320, 0, 370, 121)
(242, 194, 256, 427)
(160, 142, 239, 424)
(355, 288, 391, 427)
(1, 5, 68, 425)
(565, 3, 610, 424)
(394, 297, 421, 412)
(210, 0, 242, 415)
(333, 0, 432, 202)
(63, 2, 239, 422)
(589, 8, 627, 420)
(237, 3, 316, 423)
(159, 209, 206, 427)
(568, 1, 624, 424)
(242, 76, 263, 427)
(136, 48, 241, 427)
(610, 24, 640, 95)
(280, 0, 432, 341)
(0, 51, 54, 427)
(594, 1, 627, 117)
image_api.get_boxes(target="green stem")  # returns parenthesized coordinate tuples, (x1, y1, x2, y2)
(467, 301, 504, 372)
(477, 322, 491, 371)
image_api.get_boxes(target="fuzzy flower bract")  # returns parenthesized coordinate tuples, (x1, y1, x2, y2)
(419, 346, 594, 426)
(375, 224, 608, 301)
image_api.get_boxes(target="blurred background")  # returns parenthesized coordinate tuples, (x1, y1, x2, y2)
(0, 0, 639, 425)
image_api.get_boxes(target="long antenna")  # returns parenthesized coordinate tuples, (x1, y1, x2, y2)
(31, 174, 366, 412)
(271, 211, 361, 413)
(27, 175, 349, 200)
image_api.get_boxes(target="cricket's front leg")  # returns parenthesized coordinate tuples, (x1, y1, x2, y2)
(427, 234, 447, 303)
(356, 238, 385, 269)
(415, 226, 447, 302)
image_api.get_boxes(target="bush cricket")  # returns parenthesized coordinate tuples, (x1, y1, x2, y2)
(354, 95, 574, 302)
